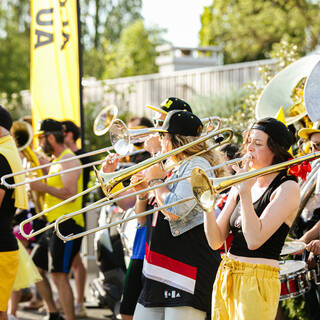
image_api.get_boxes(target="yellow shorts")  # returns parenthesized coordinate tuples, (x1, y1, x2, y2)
(0, 250, 19, 311)
(212, 255, 280, 320)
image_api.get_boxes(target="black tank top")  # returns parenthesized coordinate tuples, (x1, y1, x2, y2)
(0, 154, 18, 251)
(229, 171, 297, 260)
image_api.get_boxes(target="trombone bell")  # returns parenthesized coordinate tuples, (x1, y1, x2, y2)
(190, 168, 215, 212)
(93, 105, 118, 136)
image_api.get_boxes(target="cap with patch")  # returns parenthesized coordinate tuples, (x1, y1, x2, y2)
(298, 122, 320, 140)
(35, 118, 63, 136)
(146, 97, 192, 115)
(158, 110, 202, 137)
(0, 105, 13, 131)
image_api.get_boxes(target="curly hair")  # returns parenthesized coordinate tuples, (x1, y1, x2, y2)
(169, 134, 227, 177)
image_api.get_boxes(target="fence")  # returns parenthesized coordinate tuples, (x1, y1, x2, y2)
(22, 59, 277, 116)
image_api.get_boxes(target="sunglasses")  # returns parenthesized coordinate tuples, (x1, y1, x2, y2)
(153, 118, 164, 127)
(311, 142, 320, 150)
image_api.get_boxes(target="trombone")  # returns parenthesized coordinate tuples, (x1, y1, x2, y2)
(55, 151, 320, 241)
(109, 116, 222, 155)
(54, 155, 247, 241)
(191, 151, 320, 213)
(19, 128, 233, 239)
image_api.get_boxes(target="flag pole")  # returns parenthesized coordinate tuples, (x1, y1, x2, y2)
(77, 0, 85, 149)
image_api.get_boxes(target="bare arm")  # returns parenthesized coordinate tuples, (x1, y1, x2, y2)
(241, 180, 300, 250)
(204, 187, 237, 250)
(131, 172, 149, 225)
(300, 220, 320, 244)
(30, 154, 81, 200)
(0, 189, 5, 207)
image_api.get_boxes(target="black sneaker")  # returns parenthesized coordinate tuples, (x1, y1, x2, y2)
(44, 312, 65, 320)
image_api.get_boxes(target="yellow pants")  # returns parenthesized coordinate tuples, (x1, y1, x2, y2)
(0, 250, 19, 311)
(212, 255, 280, 320)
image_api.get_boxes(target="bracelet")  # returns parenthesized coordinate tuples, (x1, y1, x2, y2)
(138, 194, 149, 201)
(148, 178, 165, 187)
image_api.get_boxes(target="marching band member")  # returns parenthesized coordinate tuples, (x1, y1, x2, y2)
(144, 97, 192, 155)
(204, 117, 300, 320)
(0, 106, 29, 320)
(296, 124, 320, 319)
(131, 110, 224, 320)
(29, 119, 84, 320)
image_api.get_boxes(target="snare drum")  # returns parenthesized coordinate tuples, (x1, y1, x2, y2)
(279, 260, 311, 300)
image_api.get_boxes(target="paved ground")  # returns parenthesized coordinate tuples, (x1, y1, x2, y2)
(15, 272, 118, 320)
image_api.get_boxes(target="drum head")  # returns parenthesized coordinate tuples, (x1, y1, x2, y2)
(280, 241, 306, 256)
(279, 260, 307, 276)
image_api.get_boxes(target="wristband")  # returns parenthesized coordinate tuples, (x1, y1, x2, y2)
(148, 178, 165, 187)
(138, 194, 148, 201)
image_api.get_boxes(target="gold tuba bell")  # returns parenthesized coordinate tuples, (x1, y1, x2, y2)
(11, 121, 45, 213)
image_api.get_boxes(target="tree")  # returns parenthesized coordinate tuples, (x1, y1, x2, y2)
(80, 0, 142, 49)
(199, 0, 320, 64)
(102, 19, 165, 79)
(0, 0, 30, 98)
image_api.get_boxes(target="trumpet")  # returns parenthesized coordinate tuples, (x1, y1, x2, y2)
(54, 155, 248, 241)
(191, 151, 320, 213)
(19, 128, 233, 240)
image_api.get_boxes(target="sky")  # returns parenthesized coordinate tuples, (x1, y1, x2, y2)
(142, 0, 212, 47)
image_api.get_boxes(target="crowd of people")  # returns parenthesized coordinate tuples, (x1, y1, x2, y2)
(1, 95, 320, 320)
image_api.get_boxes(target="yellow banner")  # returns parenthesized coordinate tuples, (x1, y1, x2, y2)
(30, 0, 81, 131)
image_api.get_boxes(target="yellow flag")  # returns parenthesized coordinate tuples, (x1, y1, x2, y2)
(30, 0, 81, 131)
(276, 107, 293, 155)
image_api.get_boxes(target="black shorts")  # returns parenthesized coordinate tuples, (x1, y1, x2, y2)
(32, 219, 84, 273)
(120, 259, 144, 315)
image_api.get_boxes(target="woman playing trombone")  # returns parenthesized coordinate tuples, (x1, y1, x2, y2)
(131, 110, 225, 320)
(204, 118, 300, 320)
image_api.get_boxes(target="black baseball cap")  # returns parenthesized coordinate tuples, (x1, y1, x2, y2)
(146, 97, 192, 115)
(252, 117, 294, 150)
(35, 118, 63, 136)
(157, 110, 203, 137)
(0, 105, 13, 131)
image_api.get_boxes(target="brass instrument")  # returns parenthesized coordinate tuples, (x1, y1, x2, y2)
(304, 59, 320, 123)
(11, 121, 45, 213)
(54, 155, 247, 241)
(99, 128, 233, 197)
(191, 151, 320, 212)
(109, 116, 222, 156)
(256, 55, 320, 125)
(1, 104, 139, 189)
(19, 128, 233, 240)
(93, 105, 118, 136)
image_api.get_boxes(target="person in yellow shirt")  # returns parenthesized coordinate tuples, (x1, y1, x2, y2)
(30, 119, 84, 320)
(0, 106, 27, 320)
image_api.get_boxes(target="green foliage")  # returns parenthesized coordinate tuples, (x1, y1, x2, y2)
(103, 19, 164, 79)
(0, 92, 29, 121)
(82, 47, 107, 79)
(191, 40, 301, 147)
(281, 296, 308, 320)
(0, 0, 30, 99)
(190, 87, 253, 145)
(200, 0, 320, 64)
(80, 0, 142, 49)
